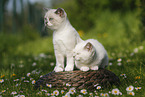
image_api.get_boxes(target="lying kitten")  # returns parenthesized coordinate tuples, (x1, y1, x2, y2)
(44, 8, 82, 72)
(73, 39, 108, 71)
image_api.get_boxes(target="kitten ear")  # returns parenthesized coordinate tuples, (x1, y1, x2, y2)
(43, 8, 50, 12)
(84, 42, 93, 51)
(55, 8, 65, 18)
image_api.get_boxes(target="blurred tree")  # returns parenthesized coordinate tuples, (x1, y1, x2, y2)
(20, 0, 24, 26)
(0, 0, 9, 32)
(74, 0, 137, 31)
(140, 0, 145, 39)
(12, 0, 16, 33)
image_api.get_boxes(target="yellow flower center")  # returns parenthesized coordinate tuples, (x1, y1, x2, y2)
(114, 91, 117, 93)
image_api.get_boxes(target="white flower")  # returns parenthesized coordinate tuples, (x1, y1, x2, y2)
(139, 46, 143, 50)
(45, 93, 50, 96)
(117, 63, 122, 66)
(96, 86, 101, 90)
(11, 91, 17, 95)
(41, 89, 47, 92)
(32, 62, 37, 66)
(77, 95, 83, 97)
(80, 89, 87, 95)
(66, 83, 71, 87)
(134, 48, 138, 53)
(21, 77, 25, 80)
(94, 83, 99, 87)
(62, 92, 70, 97)
(61, 90, 65, 94)
(32, 80, 36, 84)
(27, 73, 31, 77)
(100, 93, 109, 97)
(46, 84, 52, 88)
(111, 88, 120, 95)
(2, 90, 6, 93)
(14, 79, 19, 82)
(135, 87, 141, 90)
(19, 95, 25, 97)
(50, 62, 55, 66)
(109, 63, 112, 66)
(24, 80, 29, 83)
(53, 90, 59, 96)
(117, 58, 122, 62)
(69, 87, 76, 94)
(128, 91, 135, 96)
(126, 85, 134, 92)
(0, 79, 4, 83)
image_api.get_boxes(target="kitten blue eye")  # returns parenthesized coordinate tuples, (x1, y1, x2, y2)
(49, 18, 53, 21)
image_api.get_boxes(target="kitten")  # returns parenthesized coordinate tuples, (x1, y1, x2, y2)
(73, 39, 108, 71)
(44, 8, 82, 72)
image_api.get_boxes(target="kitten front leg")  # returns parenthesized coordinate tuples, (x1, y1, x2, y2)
(65, 52, 74, 71)
(54, 50, 64, 72)
(80, 66, 90, 71)
(90, 66, 99, 70)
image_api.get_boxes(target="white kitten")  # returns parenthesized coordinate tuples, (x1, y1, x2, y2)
(73, 39, 108, 71)
(44, 8, 82, 72)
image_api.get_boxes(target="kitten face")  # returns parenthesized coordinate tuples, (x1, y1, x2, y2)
(44, 8, 66, 30)
(73, 42, 95, 64)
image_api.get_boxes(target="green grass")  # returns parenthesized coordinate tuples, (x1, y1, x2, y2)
(0, 10, 145, 96)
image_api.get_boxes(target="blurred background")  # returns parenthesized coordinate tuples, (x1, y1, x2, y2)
(0, 0, 145, 60)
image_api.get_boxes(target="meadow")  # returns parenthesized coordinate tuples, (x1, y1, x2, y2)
(0, 10, 145, 97)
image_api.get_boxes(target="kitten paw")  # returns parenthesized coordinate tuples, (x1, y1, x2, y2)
(91, 66, 99, 70)
(54, 66, 64, 72)
(65, 66, 73, 71)
(80, 66, 89, 71)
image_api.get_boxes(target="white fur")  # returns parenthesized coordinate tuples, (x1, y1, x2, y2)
(44, 8, 82, 72)
(73, 39, 108, 71)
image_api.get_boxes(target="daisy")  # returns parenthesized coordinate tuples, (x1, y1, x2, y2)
(117, 58, 122, 62)
(41, 89, 47, 92)
(45, 93, 50, 96)
(100, 93, 105, 96)
(62, 92, 70, 97)
(96, 86, 101, 90)
(111, 88, 120, 95)
(126, 85, 134, 92)
(77, 95, 83, 97)
(11, 73, 16, 77)
(89, 93, 93, 96)
(19, 95, 25, 97)
(94, 83, 99, 87)
(0, 79, 4, 83)
(14, 79, 19, 82)
(53, 90, 59, 96)
(27, 73, 31, 77)
(128, 92, 135, 96)
(24, 80, 29, 83)
(32, 80, 36, 84)
(61, 90, 65, 94)
(0, 75, 5, 78)
(46, 84, 52, 88)
(80, 89, 87, 95)
(11, 91, 17, 95)
(135, 87, 141, 90)
(66, 83, 71, 87)
(69, 87, 76, 94)
(104, 93, 109, 97)
(21, 77, 25, 80)
(117, 63, 122, 66)
(32, 62, 37, 66)
(2, 90, 6, 93)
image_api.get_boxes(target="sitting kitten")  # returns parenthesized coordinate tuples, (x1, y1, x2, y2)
(73, 39, 108, 71)
(44, 8, 82, 72)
